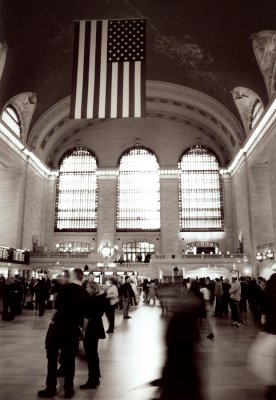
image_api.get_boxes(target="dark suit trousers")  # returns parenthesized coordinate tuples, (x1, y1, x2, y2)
(106, 303, 116, 331)
(83, 337, 100, 381)
(45, 322, 79, 392)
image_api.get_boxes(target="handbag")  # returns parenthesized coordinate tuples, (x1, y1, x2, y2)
(247, 331, 276, 385)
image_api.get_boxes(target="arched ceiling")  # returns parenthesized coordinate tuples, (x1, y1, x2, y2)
(28, 82, 244, 168)
(0, 0, 275, 133)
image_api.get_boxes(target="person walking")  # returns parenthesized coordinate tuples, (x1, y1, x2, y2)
(121, 276, 135, 319)
(37, 268, 90, 399)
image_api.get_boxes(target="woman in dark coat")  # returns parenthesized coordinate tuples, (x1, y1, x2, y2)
(80, 282, 106, 389)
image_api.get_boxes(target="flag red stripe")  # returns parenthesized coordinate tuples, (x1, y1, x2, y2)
(105, 61, 112, 118)
(70, 21, 80, 118)
(140, 61, 146, 117)
(81, 21, 91, 118)
(92, 21, 102, 118)
(117, 62, 124, 118)
(129, 62, 135, 117)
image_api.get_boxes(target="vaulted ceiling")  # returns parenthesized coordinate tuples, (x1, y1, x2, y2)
(0, 0, 275, 160)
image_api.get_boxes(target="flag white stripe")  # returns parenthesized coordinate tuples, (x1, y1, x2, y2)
(75, 21, 86, 119)
(111, 63, 118, 118)
(122, 62, 130, 118)
(98, 20, 108, 118)
(134, 61, 141, 117)
(86, 21, 97, 118)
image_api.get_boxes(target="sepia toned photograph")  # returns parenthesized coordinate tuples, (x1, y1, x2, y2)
(0, 1, 276, 399)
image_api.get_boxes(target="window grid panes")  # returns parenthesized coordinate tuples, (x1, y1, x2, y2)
(117, 148, 160, 230)
(57, 242, 91, 253)
(55, 148, 98, 231)
(122, 241, 154, 262)
(2, 105, 21, 137)
(179, 145, 223, 231)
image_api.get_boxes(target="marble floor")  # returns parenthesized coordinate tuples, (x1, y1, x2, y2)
(0, 300, 267, 400)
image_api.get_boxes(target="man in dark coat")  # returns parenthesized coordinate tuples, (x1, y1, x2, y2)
(121, 275, 135, 319)
(34, 277, 49, 316)
(37, 268, 90, 399)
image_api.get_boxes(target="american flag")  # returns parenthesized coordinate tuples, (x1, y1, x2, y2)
(70, 19, 146, 119)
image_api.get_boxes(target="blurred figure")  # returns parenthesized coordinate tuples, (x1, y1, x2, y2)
(80, 282, 106, 389)
(117, 276, 124, 310)
(213, 278, 223, 317)
(105, 277, 119, 333)
(239, 276, 249, 313)
(130, 278, 139, 305)
(2, 277, 16, 320)
(229, 277, 243, 326)
(221, 278, 230, 316)
(153, 287, 205, 400)
(142, 278, 149, 302)
(148, 280, 157, 305)
(156, 279, 170, 313)
(247, 278, 262, 324)
(262, 273, 276, 400)
(199, 279, 215, 339)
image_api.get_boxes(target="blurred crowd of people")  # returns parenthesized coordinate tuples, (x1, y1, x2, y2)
(1, 271, 275, 399)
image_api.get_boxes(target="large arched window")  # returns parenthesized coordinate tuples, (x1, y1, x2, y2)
(55, 148, 98, 231)
(1, 105, 21, 137)
(179, 145, 223, 231)
(117, 147, 160, 230)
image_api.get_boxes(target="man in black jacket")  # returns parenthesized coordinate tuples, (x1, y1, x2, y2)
(121, 275, 135, 319)
(38, 268, 90, 398)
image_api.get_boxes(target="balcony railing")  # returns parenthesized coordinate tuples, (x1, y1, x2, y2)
(153, 253, 245, 260)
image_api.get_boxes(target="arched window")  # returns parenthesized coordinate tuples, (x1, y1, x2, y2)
(117, 147, 160, 230)
(55, 148, 98, 231)
(250, 99, 264, 130)
(179, 145, 223, 231)
(2, 105, 21, 137)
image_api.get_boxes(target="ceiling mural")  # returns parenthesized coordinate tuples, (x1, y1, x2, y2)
(1, 0, 274, 137)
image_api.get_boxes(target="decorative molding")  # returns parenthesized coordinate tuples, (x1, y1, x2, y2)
(251, 30, 276, 99)
(147, 111, 230, 165)
(146, 81, 245, 144)
(28, 97, 71, 148)
(0, 41, 8, 82)
(29, 81, 244, 159)
(3, 92, 37, 143)
(231, 87, 264, 134)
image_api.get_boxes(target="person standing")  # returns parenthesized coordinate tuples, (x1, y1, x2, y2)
(229, 277, 243, 326)
(80, 282, 106, 389)
(213, 278, 223, 317)
(105, 277, 119, 333)
(34, 277, 49, 316)
(121, 276, 135, 319)
(37, 268, 90, 399)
